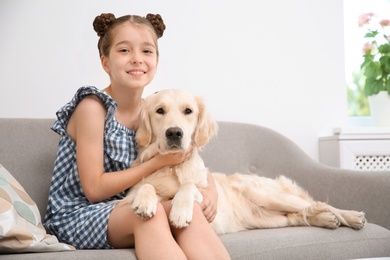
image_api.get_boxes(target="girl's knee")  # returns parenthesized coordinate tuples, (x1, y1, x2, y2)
(153, 203, 169, 220)
(191, 203, 207, 221)
(142, 203, 170, 228)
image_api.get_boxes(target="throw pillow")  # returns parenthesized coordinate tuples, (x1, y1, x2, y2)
(0, 164, 75, 253)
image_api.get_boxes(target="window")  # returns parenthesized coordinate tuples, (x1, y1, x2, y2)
(344, 0, 390, 118)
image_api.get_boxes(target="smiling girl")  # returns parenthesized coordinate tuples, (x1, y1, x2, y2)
(43, 12, 230, 259)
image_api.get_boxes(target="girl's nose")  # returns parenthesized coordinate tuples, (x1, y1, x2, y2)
(131, 52, 142, 64)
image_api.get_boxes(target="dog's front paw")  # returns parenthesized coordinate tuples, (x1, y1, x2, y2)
(169, 202, 193, 228)
(131, 184, 158, 220)
(169, 183, 200, 228)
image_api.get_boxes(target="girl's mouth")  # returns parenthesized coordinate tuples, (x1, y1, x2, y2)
(127, 70, 146, 76)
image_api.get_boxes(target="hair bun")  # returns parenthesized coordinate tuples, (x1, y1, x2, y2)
(145, 13, 166, 38)
(93, 13, 116, 37)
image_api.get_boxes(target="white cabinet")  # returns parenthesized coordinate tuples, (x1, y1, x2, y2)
(319, 127, 390, 171)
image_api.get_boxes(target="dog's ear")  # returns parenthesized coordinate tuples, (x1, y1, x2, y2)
(136, 104, 152, 147)
(193, 96, 218, 148)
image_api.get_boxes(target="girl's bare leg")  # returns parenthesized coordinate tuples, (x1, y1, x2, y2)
(107, 203, 186, 260)
(163, 201, 231, 260)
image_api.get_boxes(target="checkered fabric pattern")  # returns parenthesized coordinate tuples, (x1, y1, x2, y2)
(43, 86, 137, 249)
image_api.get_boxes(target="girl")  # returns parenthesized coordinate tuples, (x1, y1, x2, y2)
(43, 12, 230, 260)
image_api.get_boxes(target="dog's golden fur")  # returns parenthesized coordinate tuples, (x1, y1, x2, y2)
(124, 89, 366, 234)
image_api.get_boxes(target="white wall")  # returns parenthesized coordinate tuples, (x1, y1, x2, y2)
(0, 0, 348, 161)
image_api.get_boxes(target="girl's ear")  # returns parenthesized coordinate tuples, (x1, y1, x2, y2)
(193, 96, 218, 148)
(101, 55, 110, 74)
(136, 104, 152, 147)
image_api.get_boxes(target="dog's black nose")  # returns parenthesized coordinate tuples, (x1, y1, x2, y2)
(166, 127, 183, 140)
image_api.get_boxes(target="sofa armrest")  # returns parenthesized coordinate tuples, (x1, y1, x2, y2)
(285, 162, 390, 230)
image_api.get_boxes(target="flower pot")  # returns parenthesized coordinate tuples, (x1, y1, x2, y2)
(368, 91, 390, 127)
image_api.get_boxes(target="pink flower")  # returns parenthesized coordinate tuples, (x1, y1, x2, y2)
(358, 12, 375, 27)
(362, 42, 375, 54)
(380, 19, 390, 27)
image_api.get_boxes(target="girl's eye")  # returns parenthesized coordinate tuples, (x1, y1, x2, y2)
(156, 108, 165, 115)
(119, 49, 129, 53)
(184, 108, 192, 115)
(143, 49, 153, 54)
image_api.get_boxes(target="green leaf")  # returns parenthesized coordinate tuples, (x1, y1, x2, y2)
(364, 77, 383, 95)
(361, 54, 375, 69)
(364, 61, 382, 79)
(364, 30, 379, 38)
(378, 44, 390, 54)
(380, 56, 390, 74)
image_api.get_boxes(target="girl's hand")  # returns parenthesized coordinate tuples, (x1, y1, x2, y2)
(155, 147, 193, 168)
(199, 172, 218, 223)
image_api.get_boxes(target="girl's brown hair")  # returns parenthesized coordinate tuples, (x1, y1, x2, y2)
(93, 13, 166, 57)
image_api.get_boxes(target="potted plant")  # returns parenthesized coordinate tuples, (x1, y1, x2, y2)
(359, 12, 390, 126)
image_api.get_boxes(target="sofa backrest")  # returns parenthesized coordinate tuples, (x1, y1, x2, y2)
(0, 118, 314, 219)
(201, 121, 316, 177)
(0, 118, 58, 218)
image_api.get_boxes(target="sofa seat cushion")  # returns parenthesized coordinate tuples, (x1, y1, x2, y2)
(2, 224, 389, 259)
(220, 224, 390, 259)
(1, 249, 137, 260)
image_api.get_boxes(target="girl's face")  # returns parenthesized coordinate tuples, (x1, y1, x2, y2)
(102, 22, 158, 90)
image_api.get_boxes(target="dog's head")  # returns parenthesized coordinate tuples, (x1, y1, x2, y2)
(136, 89, 218, 153)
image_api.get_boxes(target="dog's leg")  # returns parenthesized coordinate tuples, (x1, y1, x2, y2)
(169, 182, 203, 228)
(242, 182, 312, 213)
(130, 183, 159, 220)
(169, 154, 208, 228)
(286, 202, 366, 229)
(234, 176, 348, 229)
(285, 202, 340, 229)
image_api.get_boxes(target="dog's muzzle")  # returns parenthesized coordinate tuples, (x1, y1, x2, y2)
(166, 127, 183, 149)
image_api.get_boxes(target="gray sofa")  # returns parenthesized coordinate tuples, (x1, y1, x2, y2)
(1, 118, 389, 259)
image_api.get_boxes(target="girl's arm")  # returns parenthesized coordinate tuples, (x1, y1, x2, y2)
(68, 96, 189, 203)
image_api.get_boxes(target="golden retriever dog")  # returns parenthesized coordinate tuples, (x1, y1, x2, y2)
(124, 89, 366, 234)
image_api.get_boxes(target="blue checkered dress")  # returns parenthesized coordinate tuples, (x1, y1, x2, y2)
(43, 86, 138, 249)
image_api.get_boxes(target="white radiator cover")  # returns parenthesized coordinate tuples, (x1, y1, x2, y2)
(319, 127, 390, 171)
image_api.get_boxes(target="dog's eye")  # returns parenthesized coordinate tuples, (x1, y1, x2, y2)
(156, 108, 165, 115)
(184, 108, 192, 115)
